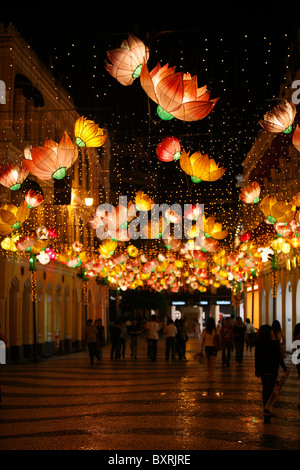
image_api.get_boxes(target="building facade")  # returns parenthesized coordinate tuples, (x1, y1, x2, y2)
(0, 23, 110, 362)
(241, 44, 300, 352)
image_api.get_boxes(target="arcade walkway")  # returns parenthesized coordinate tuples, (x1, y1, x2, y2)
(0, 335, 299, 453)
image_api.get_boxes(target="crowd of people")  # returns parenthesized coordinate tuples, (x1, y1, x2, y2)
(83, 314, 300, 418)
(83, 314, 190, 364)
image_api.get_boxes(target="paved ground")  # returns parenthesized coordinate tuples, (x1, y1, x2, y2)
(0, 335, 299, 455)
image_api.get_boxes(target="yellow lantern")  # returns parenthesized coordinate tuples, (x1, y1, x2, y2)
(74, 116, 107, 148)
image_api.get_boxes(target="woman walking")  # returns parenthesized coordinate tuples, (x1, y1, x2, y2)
(200, 317, 221, 382)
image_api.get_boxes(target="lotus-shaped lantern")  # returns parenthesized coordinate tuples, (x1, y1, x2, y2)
(140, 62, 219, 122)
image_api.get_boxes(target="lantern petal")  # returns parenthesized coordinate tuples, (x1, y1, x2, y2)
(292, 124, 300, 152)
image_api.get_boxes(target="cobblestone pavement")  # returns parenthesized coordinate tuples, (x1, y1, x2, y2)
(0, 335, 299, 453)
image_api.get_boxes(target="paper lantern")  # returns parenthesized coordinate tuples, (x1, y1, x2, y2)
(260, 195, 295, 224)
(99, 239, 117, 258)
(1, 235, 19, 251)
(0, 201, 30, 235)
(204, 217, 228, 240)
(292, 124, 300, 152)
(0, 162, 29, 191)
(156, 137, 181, 162)
(179, 149, 226, 183)
(105, 33, 149, 86)
(16, 233, 37, 252)
(239, 181, 261, 204)
(37, 251, 51, 265)
(74, 116, 107, 148)
(259, 100, 296, 134)
(22, 131, 78, 180)
(164, 237, 182, 251)
(134, 190, 154, 211)
(240, 231, 251, 242)
(24, 189, 44, 208)
(184, 204, 203, 221)
(140, 62, 219, 122)
(127, 245, 139, 257)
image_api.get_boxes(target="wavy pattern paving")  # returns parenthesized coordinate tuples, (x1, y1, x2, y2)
(0, 337, 299, 451)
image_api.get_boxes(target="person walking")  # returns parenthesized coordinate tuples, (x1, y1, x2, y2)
(146, 315, 160, 362)
(110, 321, 121, 360)
(128, 319, 141, 359)
(200, 317, 220, 382)
(83, 319, 98, 365)
(221, 316, 234, 367)
(245, 318, 255, 351)
(120, 322, 127, 358)
(271, 320, 286, 359)
(176, 319, 188, 360)
(164, 318, 177, 361)
(234, 316, 247, 365)
(255, 324, 289, 420)
(95, 318, 105, 360)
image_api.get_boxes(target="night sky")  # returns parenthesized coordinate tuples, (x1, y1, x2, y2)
(1, 8, 299, 221)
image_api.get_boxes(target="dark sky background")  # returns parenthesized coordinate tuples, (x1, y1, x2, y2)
(1, 7, 299, 225)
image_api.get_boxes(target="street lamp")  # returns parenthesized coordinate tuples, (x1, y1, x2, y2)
(268, 253, 278, 323)
(29, 253, 38, 362)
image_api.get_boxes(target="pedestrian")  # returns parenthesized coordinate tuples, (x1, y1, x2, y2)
(120, 322, 127, 358)
(164, 318, 177, 361)
(176, 319, 188, 360)
(271, 320, 286, 359)
(110, 321, 121, 360)
(245, 318, 256, 351)
(83, 319, 98, 365)
(95, 318, 105, 360)
(220, 316, 234, 367)
(234, 316, 247, 365)
(255, 324, 289, 419)
(145, 314, 160, 362)
(0, 324, 8, 346)
(200, 317, 221, 382)
(292, 323, 300, 413)
(128, 319, 141, 359)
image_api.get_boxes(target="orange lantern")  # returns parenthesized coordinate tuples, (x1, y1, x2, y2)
(260, 195, 295, 224)
(239, 181, 261, 204)
(0, 162, 29, 191)
(156, 136, 181, 162)
(0, 201, 30, 235)
(259, 100, 296, 134)
(180, 149, 226, 183)
(105, 34, 149, 86)
(140, 62, 219, 122)
(22, 131, 78, 180)
(204, 216, 228, 240)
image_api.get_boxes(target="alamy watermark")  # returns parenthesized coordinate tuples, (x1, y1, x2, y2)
(95, 197, 205, 245)
(0, 340, 6, 364)
(291, 81, 300, 105)
(0, 80, 5, 104)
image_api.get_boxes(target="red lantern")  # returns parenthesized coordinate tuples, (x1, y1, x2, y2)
(240, 231, 251, 242)
(156, 137, 181, 162)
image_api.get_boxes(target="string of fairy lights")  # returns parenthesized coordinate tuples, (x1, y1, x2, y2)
(0, 22, 299, 295)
